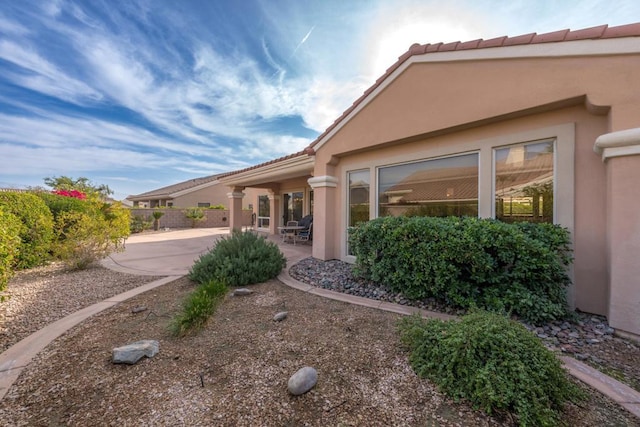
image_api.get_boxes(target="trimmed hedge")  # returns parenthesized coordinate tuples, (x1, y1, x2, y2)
(0, 206, 22, 292)
(399, 311, 583, 426)
(349, 216, 572, 324)
(0, 192, 54, 269)
(189, 230, 286, 286)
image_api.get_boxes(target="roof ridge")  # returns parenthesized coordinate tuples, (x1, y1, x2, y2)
(307, 22, 640, 150)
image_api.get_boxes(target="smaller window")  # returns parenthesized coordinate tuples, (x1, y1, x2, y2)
(494, 139, 554, 223)
(197, 202, 211, 208)
(167, 202, 173, 207)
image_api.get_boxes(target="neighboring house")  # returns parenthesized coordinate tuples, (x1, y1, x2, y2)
(127, 174, 257, 209)
(219, 23, 640, 339)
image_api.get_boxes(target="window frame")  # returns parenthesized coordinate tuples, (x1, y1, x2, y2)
(375, 151, 480, 218)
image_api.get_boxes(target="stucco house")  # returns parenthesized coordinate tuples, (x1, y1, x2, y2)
(127, 174, 257, 209)
(219, 23, 640, 339)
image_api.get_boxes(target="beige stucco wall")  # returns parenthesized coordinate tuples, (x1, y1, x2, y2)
(313, 51, 640, 322)
(174, 184, 256, 210)
(330, 106, 608, 315)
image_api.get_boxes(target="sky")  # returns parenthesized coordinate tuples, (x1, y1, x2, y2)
(1, 0, 639, 200)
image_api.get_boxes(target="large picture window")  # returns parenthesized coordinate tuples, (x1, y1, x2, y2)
(494, 139, 554, 223)
(378, 153, 479, 218)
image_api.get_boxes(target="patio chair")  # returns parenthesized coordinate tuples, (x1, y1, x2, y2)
(295, 222, 312, 245)
(281, 220, 298, 242)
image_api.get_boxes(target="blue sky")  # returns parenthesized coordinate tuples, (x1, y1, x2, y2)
(1, 0, 639, 200)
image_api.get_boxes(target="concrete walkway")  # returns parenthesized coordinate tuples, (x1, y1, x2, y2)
(0, 228, 638, 419)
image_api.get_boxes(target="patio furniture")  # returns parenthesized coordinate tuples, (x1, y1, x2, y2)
(295, 222, 312, 245)
(280, 221, 298, 242)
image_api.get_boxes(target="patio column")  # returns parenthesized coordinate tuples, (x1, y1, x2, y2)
(594, 127, 640, 339)
(308, 175, 339, 260)
(227, 187, 245, 232)
(267, 192, 280, 235)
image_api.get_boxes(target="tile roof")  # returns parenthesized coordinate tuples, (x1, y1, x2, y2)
(127, 174, 222, 200)
(308, 23, 640, 151)
(221, 22, 640, 180)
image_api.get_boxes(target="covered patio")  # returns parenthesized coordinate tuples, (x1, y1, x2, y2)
(219, 150, 316, 240)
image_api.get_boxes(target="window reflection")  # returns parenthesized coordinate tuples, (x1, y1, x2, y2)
(378, 153, 479, 217)
(283, 192, 304, 223)
(349, 170, 370, 226)
(494, 140, 554, 223)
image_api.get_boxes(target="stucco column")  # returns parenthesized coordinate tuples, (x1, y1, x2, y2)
(267, 192, 280, 235)
(227, 188, 245, 232)
(594, 128, 640, 339)
(308, 175, 339, 260)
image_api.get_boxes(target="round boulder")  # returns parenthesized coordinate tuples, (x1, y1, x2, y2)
(288, 366, 318, 395)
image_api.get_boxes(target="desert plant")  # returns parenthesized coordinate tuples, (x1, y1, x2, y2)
(184, 207, 205, 228)
(169, 279, 228, 336)
(151, 210, 165, 231)
(0, 192, 54, 269)
(0, 206, 21, 295)
(189, 229, 286, 286)
(399, 311, 584, 426)
(130, 215, 153, 233)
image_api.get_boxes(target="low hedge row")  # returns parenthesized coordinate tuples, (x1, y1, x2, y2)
(0, 191, 130, 282)
(349, 216, 572, 324)
(0, 192, 54, 270)
(0, 206, 22, 293)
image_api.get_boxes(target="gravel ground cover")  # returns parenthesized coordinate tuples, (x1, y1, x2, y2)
(290, 257, 640, 393)
(0, 264, 164, 354)
(1, 274, 638, 426)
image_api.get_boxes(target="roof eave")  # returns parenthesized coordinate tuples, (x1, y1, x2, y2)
(219, 154, 315, 187)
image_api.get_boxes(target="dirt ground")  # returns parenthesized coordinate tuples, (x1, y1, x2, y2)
(1, 276, 638, 426)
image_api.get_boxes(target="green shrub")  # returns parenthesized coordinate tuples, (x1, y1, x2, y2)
(0, 206, 22, 294)
(0, 192, 54, 269)
(130, 214, 152, 233)
(399, 311, 583, 426)
(102, 201, 130, 249)
(349, 216, 572, 324)
(208, 204, 226, 210)
(53, 211, 113, 270)
(37, 191, 91, 218)
(38, 193, 130, 268)
(184, 207, 205, 227)
(169, 279, 228, 336)
(189, 230, 286, 286)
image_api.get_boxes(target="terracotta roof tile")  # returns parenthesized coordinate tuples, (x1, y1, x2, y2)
(478, 36, 508, 48)
(565, 25, 608, 40)
(503, 32, 536, 46)
(457, 39, 482, 50)
(602, 22, 640, 38)
(531, 29, 570, 43)
(439, 41, 460, 52)
(425, 43, 443, 53)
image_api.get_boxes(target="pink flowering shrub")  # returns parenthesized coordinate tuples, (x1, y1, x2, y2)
(53, 189, 86, 200)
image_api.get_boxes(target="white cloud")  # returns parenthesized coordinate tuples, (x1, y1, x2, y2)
(0, 40, 102, 103)
(0, 14, 30, 35)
